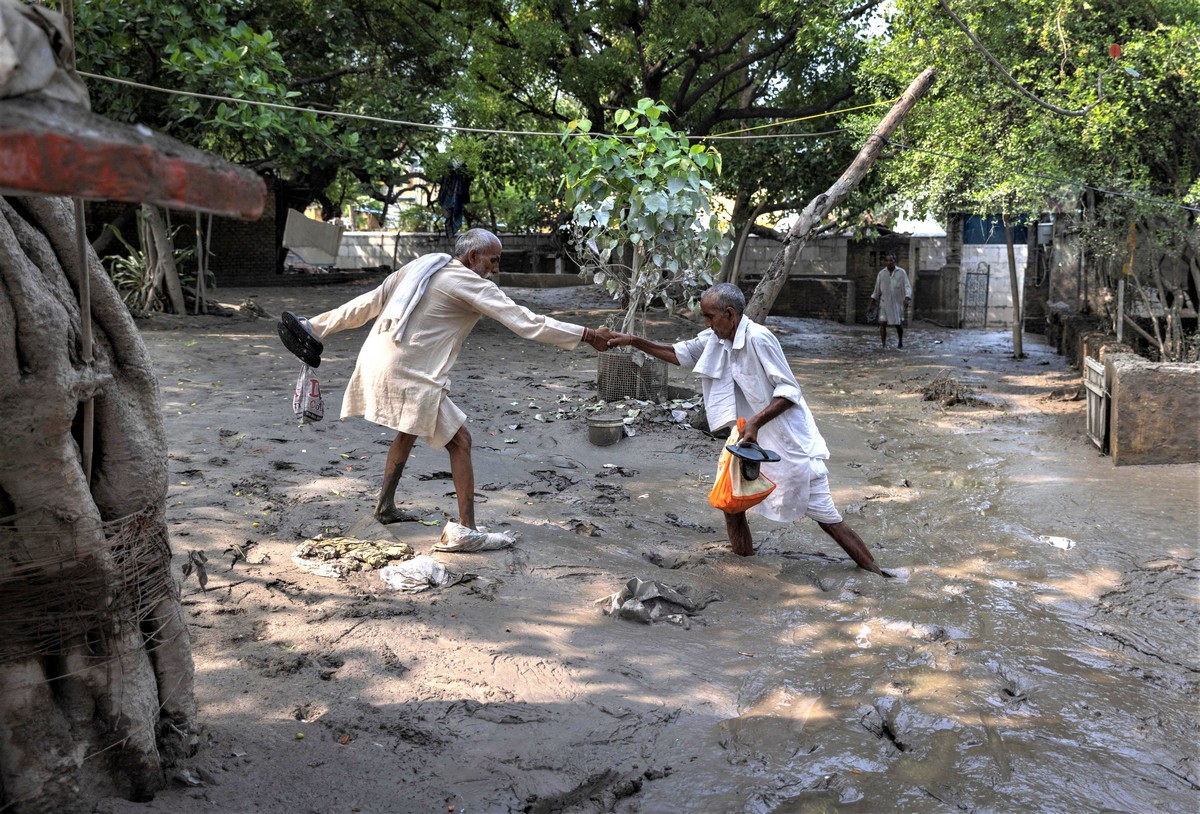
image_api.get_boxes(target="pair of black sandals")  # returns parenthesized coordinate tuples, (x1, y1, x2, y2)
(277, 311, 323, 367)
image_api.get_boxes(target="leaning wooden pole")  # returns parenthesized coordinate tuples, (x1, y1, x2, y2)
(745, 68, 937, 323)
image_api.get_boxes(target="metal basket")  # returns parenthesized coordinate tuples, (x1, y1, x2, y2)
(597, 350, 668, 402)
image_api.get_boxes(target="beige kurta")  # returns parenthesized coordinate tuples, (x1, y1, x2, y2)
(307, 258, 584, 449)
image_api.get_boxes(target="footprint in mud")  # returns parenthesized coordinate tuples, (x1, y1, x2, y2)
(642, 550, 711, 570)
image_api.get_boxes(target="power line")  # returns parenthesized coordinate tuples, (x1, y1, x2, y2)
(79, 71, 1196, 213)
(80, 71, 857, 141)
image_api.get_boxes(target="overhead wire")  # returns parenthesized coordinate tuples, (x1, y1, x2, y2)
(79, 71, 1197, 214)
(79, 70, 866, 141)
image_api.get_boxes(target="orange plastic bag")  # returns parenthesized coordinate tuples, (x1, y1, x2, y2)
(707, 418, 776, 513)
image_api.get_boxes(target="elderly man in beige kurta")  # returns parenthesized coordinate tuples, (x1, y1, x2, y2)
(302, 228, 612, 534)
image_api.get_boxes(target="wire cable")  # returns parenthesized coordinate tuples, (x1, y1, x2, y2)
(78, 71, 1196, 213)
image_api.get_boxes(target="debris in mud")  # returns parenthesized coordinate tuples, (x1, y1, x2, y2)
(434, 521, 517, 551)
(664, 512, 717, 533)
(919, 374, 990, 407)
(379, 554, 473, 592)
(291, 537, 415, 579)
(1042, 384, 1085, 402)
(238, 295, 268, 318)
(599, 577, 721, 627)
(565, 518, 603, 537)
(1038, 534, 1077, 550)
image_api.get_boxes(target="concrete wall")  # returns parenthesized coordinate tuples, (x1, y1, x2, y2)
(337, 232, 567, 275)
(1106, 353, 1200, 465)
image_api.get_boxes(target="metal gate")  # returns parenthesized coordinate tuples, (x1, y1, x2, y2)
(962, 262, 990, 328)
(1084, 356, 1109, 453)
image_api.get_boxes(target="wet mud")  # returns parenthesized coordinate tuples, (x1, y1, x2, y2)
(95, 284, 1197, 814)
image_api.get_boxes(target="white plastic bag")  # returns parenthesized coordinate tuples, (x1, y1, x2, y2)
(380, 555, 465, 592)
(293, 364, 324, 422)
(433, 521, 517, 552)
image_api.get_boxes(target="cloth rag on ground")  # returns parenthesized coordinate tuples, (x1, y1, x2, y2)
(433, 521, 517, 552)
(291, 537, 414, 580)
(380, 554, 471, 592)
(600, 578, 721, 627)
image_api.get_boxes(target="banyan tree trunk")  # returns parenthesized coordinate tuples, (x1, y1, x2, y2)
(0, 196, 195, 813)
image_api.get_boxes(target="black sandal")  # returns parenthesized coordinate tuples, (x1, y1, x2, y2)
(277, 311, 323, 367)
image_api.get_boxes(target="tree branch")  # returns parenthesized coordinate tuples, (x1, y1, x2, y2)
(678, 22, 801, 114)
(936, 0, 1107, 117)
(745, 67, 937, 322)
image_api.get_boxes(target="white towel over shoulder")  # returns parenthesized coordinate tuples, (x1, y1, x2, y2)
(381, 252, 452, 340)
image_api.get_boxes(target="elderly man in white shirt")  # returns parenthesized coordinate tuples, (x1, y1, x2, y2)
(607, 283, 886, 574)
(280, 228, 613, 535)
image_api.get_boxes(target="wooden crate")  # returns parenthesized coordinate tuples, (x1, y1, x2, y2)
(1084, 356, 1108, 453)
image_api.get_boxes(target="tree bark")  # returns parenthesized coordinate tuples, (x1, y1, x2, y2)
(0, 196, 195, 813)
(745, 67, 936, 323)
(141, 204, 185, 315)
(1003, 213, 1024, 359)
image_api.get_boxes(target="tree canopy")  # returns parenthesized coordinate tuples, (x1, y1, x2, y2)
(68, 0, 1196, 251)
(856, 0, 1199, 218)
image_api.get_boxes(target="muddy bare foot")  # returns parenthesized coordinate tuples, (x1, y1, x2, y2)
(374, 507, 421, 525)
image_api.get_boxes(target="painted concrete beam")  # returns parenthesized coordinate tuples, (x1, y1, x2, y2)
(0, 94, 265, 219)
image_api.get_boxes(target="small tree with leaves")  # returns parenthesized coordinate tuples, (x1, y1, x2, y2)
(562, 99, 732, 337)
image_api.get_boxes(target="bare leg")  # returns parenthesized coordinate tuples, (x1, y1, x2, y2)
(878, 321, 888, 348)
(724, 511, 754, 556)
(817, 520, 889, 576)
(896, 324, 905, 348)
(444, 425, 476, 529)
(375, 431, 418, 524)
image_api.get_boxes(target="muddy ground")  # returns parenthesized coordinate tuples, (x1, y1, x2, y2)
(96, 281, 1198, 814)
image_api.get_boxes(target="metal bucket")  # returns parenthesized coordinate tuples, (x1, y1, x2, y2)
(587, 414, 625, 446)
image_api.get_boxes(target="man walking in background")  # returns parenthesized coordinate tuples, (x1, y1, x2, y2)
(870, 253, 913, 349)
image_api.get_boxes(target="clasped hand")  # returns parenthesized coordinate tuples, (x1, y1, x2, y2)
(585, 325, 616, 351)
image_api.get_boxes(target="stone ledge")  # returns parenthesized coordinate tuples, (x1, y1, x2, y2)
(1107, 352, 1200, 466)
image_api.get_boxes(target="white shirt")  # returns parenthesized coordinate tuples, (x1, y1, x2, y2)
(871, 266, 912, 324)
(673, 316, 830, 521)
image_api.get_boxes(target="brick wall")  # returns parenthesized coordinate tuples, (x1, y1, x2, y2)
(86, 175, 281, 289)
(748, 277, 855, 321)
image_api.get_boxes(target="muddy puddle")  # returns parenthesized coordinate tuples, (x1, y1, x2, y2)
(104, 287, 1196, 814)
(627, 319, 1198, 813)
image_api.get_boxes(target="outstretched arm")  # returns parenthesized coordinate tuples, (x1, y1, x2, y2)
(606, 332, 680, 366)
